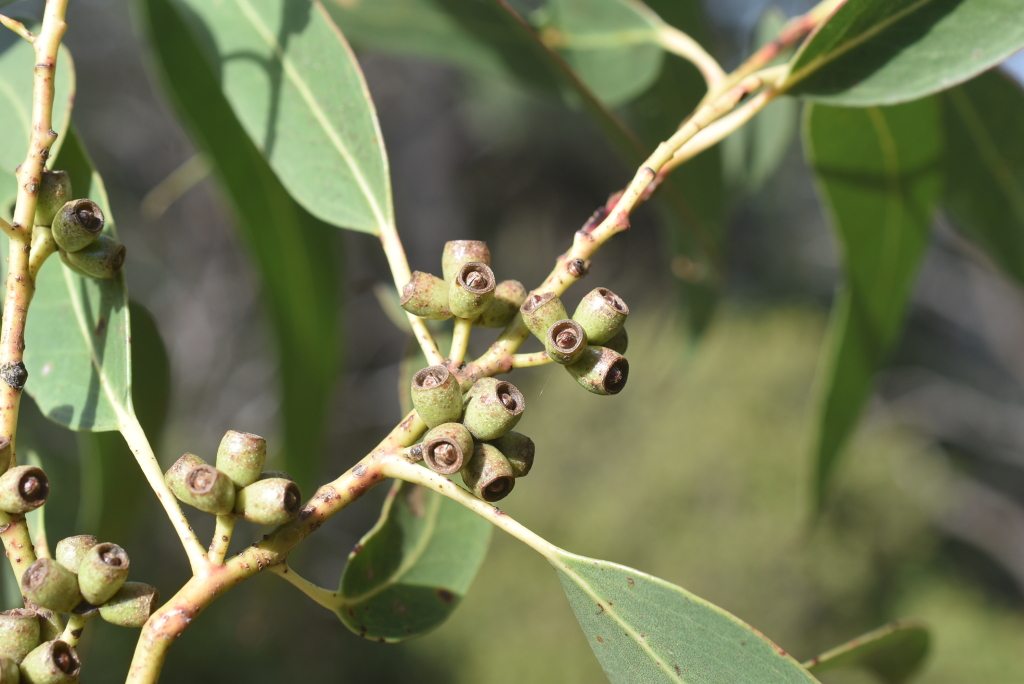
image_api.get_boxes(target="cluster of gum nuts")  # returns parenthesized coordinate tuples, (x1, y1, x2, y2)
(401, 241, 630, 503)
(33, 169, 126, 279)
(163, 431, 303, 526)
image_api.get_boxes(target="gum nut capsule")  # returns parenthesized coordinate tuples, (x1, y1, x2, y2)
(462, 377, 524, 441)
(475, 279, 527, 328)
(441, 240, 490, 283)
(448, 262, 495, 319)
(400, 271, 452, 320)
(0, 608, 41, 662)
(566, 346, 629, 396)
(57, 250, 90, 278)
(422, 423, 474, 475)
(77, 543, 129, 606)
(180, 465, 236, 515)
(411, 365, 463, 428)
(62, 234, 126, 279)
(163, 453, 207, 501)
(35, 170, 72, 227)
(0, 656, 17, 681)
(544, 319, 588, 365)
(51, 199, 103, 253)
(258, 470, 293, 481)
(573, 287, 629, 345)
(215, 430, 267, 488)
(234, 478, 302, 526)
(21, 560, 80, 614)
(489, 431, 535, 478)
(54, 536, 99, 574)
(520, 292, 568, 340)
(603, 326, 628, 355)
(461, 443, 515, 502)
(0, 466, 48, 514)
(35, 617, 58, 644)
(98, 582, 159, 628)
(19, 640, 79, 684)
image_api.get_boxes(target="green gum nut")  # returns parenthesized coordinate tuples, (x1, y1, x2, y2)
(566, 346, 629, 396)
(62, 234, 126, 279)
(98, 582, 159, 628)
(0, 656, 18, 682)
(234, 478, 302, 526)
(461, 443, 515, 502)
(178, 465, 236, 515)
(259, 470, 293, 481)
(21, 560, 80, 614)
(462, 377, 524, 441)
(0, 608, 41, 662)
(520, 292, 568, 340)
(422, 423, 474, 475)
(35, 171, 72, 227)
(572, 287, 629, 344)
(0, 466, 48, 514)
(163, 453, 207, 500)
(475, 280, 527, 328)
(19, 640, 79, 684)
(448, 262, 495, 319)
(54, 536, 99, 574)
(544, 319, 588, 365)
(489, 431, 535, 478)
(411, 365, 463, 428)
(51, 199, 103, 253)
(77, 543, 129, 605)
(215, 430, 267, 488)
(400, 271, 452, 320)
(603, 327, 628, 354)
(441, 240, 490, 283)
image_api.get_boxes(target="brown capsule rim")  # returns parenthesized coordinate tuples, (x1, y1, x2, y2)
(456, 262, 495, 295)
(547, 319, 586, 355)
(594, 287, 628, 315)
(521, 291, 555, 314)
(17, 467, 48, 504)
(50, 640, 80, 676)
(480, 475, 515, 502)
(492, 381, 525, 416)
(71, 199, 104, 235)
(185, 465, 221, 496)
(603, 357, 630, 395)
(422, 437, 465, 475)
(412, 365, 451, 391)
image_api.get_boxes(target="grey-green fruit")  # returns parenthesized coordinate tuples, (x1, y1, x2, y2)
(475, 280, 526, 328)
(400, 271, 452, 320)
(0, 655, 18, 681)
(0, 466, 48, 514)
(448, 262, 495, 319)
(544, 319, 588, 365)
(565, 346, 629, 396)
(0, 608, 41, 662)
(178, 465, 236, 515)
(163, 453, 207, 500)
(462, 378, 524, 441)
(258, 470, 293, 481)
(489, 432, 535, 478)
(520, 292, 568, 340)
(35, 171, 72, 228)
(98, 582, 159, 628)
(215, 430, 267, 488)
(20, 560, 80, 614)
(234, 478, 302, 526)
(54, 537, 98, 574)
(411, 365, 463, 428)
(62, 234, 125, 279)
(441, 240, 490, 282)
(77, 543, 129, 605)
(422, 423, 474, 475)
(572, 287, 628, 344)
(51, 199, 103, 253)
(461, 443, 515, 502)
(19, 640, 79, 684)
(603, 326, 628, 354)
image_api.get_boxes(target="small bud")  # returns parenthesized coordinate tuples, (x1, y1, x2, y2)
(98, 582, 159, 628)
(441, 240, 490, 283)
(258, 470, 293, 481)
(475, 280, 527, 328)
(21, 560, 81, 614)
(0, 466, 48, 514)
(573, 287, 628, 344)
(603, 327, 628, 354)
(448, 262, 495, 319)
(77, 543, 129, 606)
(51, 199, 103, 253)
(422, 423, 474, 475)
(234, 478, 302, 526)
(489, 431, 535, 478)
(520, 292, 568, 340)
(163, 453, 207, 499)
(0, 656, 18, 681)
(544, 319, 587, 365)
(62, 234, 126, 279)
(461, 443, 515, 502)
(399, 271, 452, 320)
(54, 536, 99, 574)
(215, 430, 267, 488)
(19, 640, 80, 684)
(0, 608, 41, 662)
(35, 171, 72, 227)
(566, 346, 629, 395)
(462, 377, 524, 441)
(411, 365, 463, 428)
(178, 465, 236, 515)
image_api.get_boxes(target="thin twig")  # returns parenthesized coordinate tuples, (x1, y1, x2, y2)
(511, 351, 552, 369)
(0, 15, 35, 43)
(208, 515, 236, 565)
(28, 226, 58, 282)
(449, 318, 473, 365)
(60, 614, 89, 647)
(269, 564, 339, 610)
(378, 227, 443, 365)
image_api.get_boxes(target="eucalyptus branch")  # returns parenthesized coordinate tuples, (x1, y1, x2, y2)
(449, 318, 473, 365)
(511, 351, 552, 369)
(0, 14, 35, 43)
(619, 0, 725, 89)
(379, 226, 444, 365)
(208, 515, 236, 565)
(0, 216, 17, 241)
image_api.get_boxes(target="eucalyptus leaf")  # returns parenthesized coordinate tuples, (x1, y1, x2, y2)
(803, 98, 943, 507)
(804, 619, 929, 683)
(338, 480, 492, 641)
(785, 0, 1024, 106)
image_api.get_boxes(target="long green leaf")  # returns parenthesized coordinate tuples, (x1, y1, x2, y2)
(803, 99, 943, 507)
(338, 480, 492, 641)
(144, 0, 342, 491)
(785, 0, 1024, 106)
(804, 620, 929, 683)
(553, 550, 819, 684)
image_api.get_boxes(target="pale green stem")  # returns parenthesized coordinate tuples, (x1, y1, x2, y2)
(269, 563, 339, 611)
(0, 217, 18, 241)
(449, 318, 473, 364)
(140, 154, 210, 220)
(0, 14, 34, 43)
(379, 227, 443, 365)
(618, 0, 725, 88)
(511, 351, 552, 369)
(208, 515, 236, 565)
(61, 614, 89, 647)
(28, 226, 57, 281)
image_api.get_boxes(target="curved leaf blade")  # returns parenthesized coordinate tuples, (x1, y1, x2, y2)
(785, 0, 1024, 106)
(554, 551, 819, 684)
(338, 480, 492, 642)
(804, 619, 929, 683)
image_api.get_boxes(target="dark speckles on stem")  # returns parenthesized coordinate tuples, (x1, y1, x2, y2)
(808, 656, 819, 666)
(492, 506, 503, 516)
(352, 464, 366, 477)
(436, 588, 455, 605)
